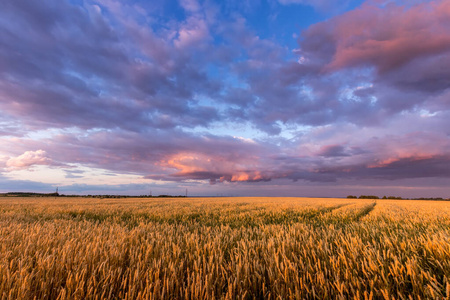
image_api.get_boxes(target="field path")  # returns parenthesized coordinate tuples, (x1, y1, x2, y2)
(354, 201, 377, 221)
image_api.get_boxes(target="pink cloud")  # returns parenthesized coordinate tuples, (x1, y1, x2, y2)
(301, 0, 450, 73)
(364, 131, 450, 169)
(367, 155, 435, 169)
(158, 151, 271, 183)
(6, 150, 53, 171)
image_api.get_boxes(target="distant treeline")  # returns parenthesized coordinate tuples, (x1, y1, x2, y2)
(0, 192, 60, 197)
(1, 192, 447, 200)
(347, 195, 449, 200)
(0, 192, 186, 198)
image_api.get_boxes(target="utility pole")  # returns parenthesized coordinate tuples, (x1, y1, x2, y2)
(185, 188, 188, 197)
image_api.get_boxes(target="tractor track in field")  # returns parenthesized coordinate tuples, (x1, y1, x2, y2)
(354, 201, 377, 221)
(319, 203, 351, 214)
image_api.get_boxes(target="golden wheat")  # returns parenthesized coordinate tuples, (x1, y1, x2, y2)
(0, 196, 449, 299)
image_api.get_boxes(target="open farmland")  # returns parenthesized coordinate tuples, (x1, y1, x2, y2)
(1, 197, 449, 299)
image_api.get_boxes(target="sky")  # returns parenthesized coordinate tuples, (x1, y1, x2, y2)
(0, 0, 449, 198)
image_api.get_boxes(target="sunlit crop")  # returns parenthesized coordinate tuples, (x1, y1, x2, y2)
(1, 197, 449, 299)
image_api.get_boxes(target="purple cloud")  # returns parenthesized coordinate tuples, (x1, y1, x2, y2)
(0, 0, 449, 196)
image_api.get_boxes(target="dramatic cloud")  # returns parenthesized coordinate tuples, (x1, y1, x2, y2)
(0, 0, 449, 197)
(296, 0, 449, 70)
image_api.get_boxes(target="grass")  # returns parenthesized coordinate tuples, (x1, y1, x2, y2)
(0, 197, 449, 299)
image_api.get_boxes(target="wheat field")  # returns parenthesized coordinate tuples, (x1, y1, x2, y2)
(0, 196, 449, 299)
